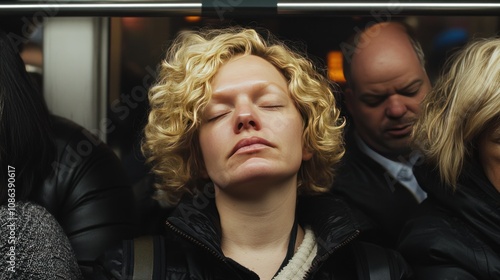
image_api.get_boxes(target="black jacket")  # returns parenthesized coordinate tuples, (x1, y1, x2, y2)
(398, 162, 500, 279)
(30, 115, 136, 276)
(96, 190, 412, 279)
(331, 129, 420, 247)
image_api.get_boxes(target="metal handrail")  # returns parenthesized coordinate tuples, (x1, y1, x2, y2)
(1, 1, 500, 16)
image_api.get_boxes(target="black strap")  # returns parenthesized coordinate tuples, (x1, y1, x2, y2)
(273, 219, 299, 277)
(354, 242, 393, 280)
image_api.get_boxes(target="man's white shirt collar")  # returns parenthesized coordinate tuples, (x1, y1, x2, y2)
(354, 133, 427, 202)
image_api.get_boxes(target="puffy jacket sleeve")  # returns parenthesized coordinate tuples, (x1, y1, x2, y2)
(352, 241, 414, 280)
(398, 213, 480, 280)
(31, 116, 136, 276)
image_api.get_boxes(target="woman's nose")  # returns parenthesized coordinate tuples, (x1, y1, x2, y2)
(234, 108, 261, 133)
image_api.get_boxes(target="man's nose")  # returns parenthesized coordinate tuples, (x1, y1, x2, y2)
(385, 96, 408, 118)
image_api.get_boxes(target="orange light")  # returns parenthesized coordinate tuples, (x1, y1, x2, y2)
(327, 51, 346, 84)
(121, 17, 145, 31)
(185, 16, 201, 23)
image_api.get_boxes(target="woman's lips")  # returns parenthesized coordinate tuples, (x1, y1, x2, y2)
(230, 136, 272, 157)
(233, 143, 269, 155)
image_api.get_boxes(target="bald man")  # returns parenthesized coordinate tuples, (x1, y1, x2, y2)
(331, 22, 431, 247)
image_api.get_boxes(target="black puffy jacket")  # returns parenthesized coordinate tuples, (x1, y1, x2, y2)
(30, 115, 136, 276)
(398, 162, 500, 279)
(96, 190, 412, 279)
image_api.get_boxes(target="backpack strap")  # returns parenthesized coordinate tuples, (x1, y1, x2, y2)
(354, 242, 394, 280)
(124, 235, 165, 280)
(132, 236, 154, 280)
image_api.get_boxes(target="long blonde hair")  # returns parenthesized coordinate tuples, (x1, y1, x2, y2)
(143, 27, 345, 204)
(413, 37, 500, 189)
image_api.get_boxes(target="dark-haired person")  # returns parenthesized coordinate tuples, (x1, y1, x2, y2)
(0, 29, 82, 280)
(0, 28, 136, 278)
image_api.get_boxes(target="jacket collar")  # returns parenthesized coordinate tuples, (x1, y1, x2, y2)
(415, 161, 500, 252)
(296, 195, 368, 258)
(166, 187, 371, 261)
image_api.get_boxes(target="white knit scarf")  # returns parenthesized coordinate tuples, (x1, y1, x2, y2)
(273, 226, 317, 280)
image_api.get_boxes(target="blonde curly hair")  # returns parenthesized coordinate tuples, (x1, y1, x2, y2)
(413, 37, 500, 189)
(143, 27, 345, 204)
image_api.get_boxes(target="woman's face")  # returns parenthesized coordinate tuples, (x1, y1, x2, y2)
(198, 55, 312, 195)
(479, 124, 500, 192)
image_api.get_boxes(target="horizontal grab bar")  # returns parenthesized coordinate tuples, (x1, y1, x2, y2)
(1, 1, 500, 16)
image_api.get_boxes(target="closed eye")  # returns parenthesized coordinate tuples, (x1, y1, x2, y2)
(399, 90, 419, 97)
(207, 112, 230, 122)
(261, 105, 283, 110)
(361, 96, 386, 107)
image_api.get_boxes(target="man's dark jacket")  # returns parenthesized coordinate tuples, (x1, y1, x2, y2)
(330, 129, 421, 247)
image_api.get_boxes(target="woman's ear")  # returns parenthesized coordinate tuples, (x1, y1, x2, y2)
(302, 148, 313, 161)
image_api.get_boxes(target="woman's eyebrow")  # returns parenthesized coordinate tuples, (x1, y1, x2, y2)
(211, 82, 288, 101)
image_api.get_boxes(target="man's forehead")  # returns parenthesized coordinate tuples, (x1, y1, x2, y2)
(352, 23, 414, 61)
(352, 74, 425, 97)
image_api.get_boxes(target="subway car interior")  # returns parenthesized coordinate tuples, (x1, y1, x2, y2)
(1, 1, 500, 279)
(2, 3, 498, 179)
